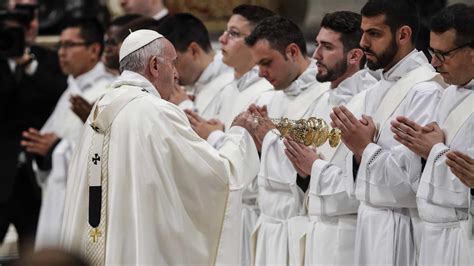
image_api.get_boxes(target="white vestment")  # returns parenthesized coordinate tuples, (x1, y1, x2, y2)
(60, 71, 260, 265)
(35, 62, 114, 249)
(305, 69, 378, 266)
(178, 51, 234, 120)
(350, 50, 445, 265)
(242, 60, 317, 265)
(416, 80, 474, 265)
(252, 60, 343, 265)
(207, 67, 273, 149)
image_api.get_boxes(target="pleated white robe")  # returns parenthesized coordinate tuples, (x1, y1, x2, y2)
(416, 80, 474, 265)
(305, 69, 378, 266)
(35, 62, 114, 249)
(60, 71, 260, 265)
(351, 50, 445, 266)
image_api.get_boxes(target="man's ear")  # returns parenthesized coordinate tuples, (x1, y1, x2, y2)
(188, 42, 201, 57)
(348, 48, 364, 66)
(397, 25, 413, 46)
(89, 43, 102, 61)
(148, 55, 160, 77)
(286, 43, 300, 60)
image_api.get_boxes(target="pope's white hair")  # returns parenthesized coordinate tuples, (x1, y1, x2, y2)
(119, 38, 164, 74)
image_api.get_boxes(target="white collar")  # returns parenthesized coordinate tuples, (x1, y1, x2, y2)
(235, 66, 261, 92)
(68, 62, 112, 92)
(112, 70, 161, 98)
(382, 49, 432, 82)
(283, 59, 317, 97)
(153, 8, 169, 20)
(460, 79, 474, 90)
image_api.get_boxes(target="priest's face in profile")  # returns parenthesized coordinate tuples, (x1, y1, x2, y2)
(150, 39, 178, 101)
(219, 14, 253, 71)
(314, 27, 349, 82)
(251, 39, 300, 90)
(360, 14, 398, 71)
(429, 29, 474, 86)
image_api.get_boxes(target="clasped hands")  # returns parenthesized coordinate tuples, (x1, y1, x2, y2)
(391, 116, 474, 187)
(283, 106, 376, 175)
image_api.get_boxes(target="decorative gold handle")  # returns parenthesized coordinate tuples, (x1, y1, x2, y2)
(271, 117, 341, 147)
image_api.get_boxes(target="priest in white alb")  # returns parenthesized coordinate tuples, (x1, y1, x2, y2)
(59, 30, 264, 265)
(391, 4, 474, 265)
(282, 11, 378, 265)
(329, 1, 446, 265)
(20, 18, 114, 249)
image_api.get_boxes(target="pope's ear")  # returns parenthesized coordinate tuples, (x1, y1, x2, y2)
(148, 56, 160, 77)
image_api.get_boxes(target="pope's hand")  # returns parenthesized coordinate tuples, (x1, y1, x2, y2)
(185, 110, 224, 139)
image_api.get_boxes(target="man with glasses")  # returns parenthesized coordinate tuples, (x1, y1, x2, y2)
(391, 4, 474, 264)
(184, 5, 274, 149)
(21, 18, 114, 249)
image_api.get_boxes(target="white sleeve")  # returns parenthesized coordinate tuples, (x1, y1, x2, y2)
(417, 143, 470, 208)
(218, 126, 259, 190)
(355, 82, 442, 208)
(309, 157, 359, 216)
(207, 130, 226, 149)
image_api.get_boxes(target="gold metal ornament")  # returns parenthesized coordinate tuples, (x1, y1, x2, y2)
(271, 117, 341, 148)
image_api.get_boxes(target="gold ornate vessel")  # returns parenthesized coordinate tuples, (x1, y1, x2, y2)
(271, 117, 341, 148)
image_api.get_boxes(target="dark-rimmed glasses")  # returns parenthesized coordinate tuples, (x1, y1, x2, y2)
(428, 41, 473, 62)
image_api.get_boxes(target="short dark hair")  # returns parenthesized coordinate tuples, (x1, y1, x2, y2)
(157, 13, 212, 53)
(430, 3, 474, 47)
(320, 11, 362, 52)
(64, 18, 105, 55)
(361, 0, 420, 44)
(232, 5, 275, 28)
(245, 16, 307, 56)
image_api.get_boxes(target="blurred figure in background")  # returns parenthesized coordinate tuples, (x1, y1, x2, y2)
(22, 18, 114, 250)
(103, 14, 142, 75)
(0, 0, 67, 255)
(120, 0, 168, 23)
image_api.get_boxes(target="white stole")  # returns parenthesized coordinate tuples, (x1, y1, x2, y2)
(373, 64, 443, 141)
(86, 86, 149, 264)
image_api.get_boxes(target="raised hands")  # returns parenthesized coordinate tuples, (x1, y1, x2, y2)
(330, 106, 376, 161)
(20, 128, 59, 156)
(70, 95, 93, 123)
(390, 116, 444, 159)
